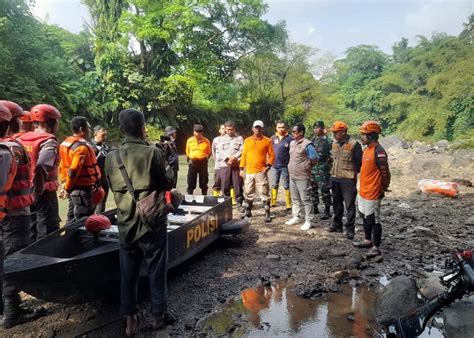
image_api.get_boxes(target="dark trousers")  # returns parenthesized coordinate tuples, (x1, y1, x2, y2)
(172, 170, 178, 189)
(331, 179, 357, 230)
(94, 183, 109, 214)
(66, 188, 95, 225)
(220, 166, 243, 203)
(2, 215, 32, 315)
(30, 190, 60, 241)
(119, 228, 168, 316)
(187, 159, 209, 194)
(212, 168, 222, 192)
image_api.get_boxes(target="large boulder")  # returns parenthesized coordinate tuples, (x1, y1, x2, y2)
(379, 135, 409, 150)
(443, 301, 474, 338)
(410, 159, 441, 172)
(417, 276, 445, 300)
(375, 276, 423, 326)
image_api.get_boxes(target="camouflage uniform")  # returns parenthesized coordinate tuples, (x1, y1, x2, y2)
(311, 135, 332, 210)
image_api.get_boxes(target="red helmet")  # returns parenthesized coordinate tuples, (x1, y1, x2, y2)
(30, 104, 61, 122)
(20, 111, 32, 123)
(0, 101, 24, 118)
(360, 121, 382, 134)
(0, 103, 12, 122)
(92, 186, 105, 206)
(85, 214, 112, 233)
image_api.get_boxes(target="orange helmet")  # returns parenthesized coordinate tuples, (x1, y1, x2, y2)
(85, 214, 112, 233)
(360, 121, 382, 134)
(0, 103, 12, 122)
(329, 121, 348, 132)
(20, 111, 32, 123)
(30, 104, 61, 122)
(0, 101, 23, 118)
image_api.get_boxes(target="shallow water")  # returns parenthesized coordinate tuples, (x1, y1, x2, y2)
(202, 280, 444, 337)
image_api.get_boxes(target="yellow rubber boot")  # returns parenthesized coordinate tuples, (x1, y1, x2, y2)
(285, 189, 292, 210)
(212, 190, 220, 197)
(230, 188, 236, 205)
(270, 188, 278, 207)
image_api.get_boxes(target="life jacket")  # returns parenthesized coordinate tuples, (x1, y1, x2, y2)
(330, 137, 358, 180)
(4, 138, 34, 210)
(17, 131, 59, 192)
(0, 142, 17, 220)
(59, 136, 101, 188)
(12, 132, 25, 139)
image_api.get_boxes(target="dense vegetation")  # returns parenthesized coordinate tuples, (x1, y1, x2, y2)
(0, 1, 472, 146)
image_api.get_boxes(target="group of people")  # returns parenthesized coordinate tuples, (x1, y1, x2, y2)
(182, 118, 391, 258)
(0, 101, 111, 328)
(0, 99, 391, 334)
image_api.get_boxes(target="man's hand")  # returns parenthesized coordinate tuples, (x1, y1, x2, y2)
(239, 169, 245, 177)
(58, 187, 69, 200)
(264, 165, 272, 174)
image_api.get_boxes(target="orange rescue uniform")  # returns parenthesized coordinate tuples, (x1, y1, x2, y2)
(359, 142, 390, 200)
(185, 136, 211, 160)
(240, 135, 275, 174)
(59, 136, 101, 191)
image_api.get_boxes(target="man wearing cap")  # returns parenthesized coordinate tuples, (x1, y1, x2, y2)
(185, 124, 211, 195)
(161, 126, 179, 188)
(270, 120, 292, 210)
(240, 120, 275, 223)
(311, 121, 332, 220)
(326, 121, 362, 239)
(211, 124, 226, 196)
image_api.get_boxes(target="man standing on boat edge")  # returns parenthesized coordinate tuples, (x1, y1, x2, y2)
(105, 109, 175, 335)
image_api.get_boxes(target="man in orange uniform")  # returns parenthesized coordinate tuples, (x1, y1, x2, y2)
(185, 124, 211, 195)
(352, 121, 390, 257)
(17, 104, 61, 239)
(240, 120, 275, 223)
(59, 116, 101, 224)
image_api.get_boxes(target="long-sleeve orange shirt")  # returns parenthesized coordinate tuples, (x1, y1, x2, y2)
(186, 136, 211, 160)
(240, 135, 275, 174)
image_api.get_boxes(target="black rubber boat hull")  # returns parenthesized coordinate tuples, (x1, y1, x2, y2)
(4, 196, 247, 303)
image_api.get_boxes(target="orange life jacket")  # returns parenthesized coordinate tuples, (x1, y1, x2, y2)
(0, 141, 18, 220)
(4, 138, 34, 210)
(59, 136, 101, 188)
(17, 131, 59, 192)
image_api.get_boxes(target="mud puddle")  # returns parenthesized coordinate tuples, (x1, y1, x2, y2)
(201, 280, 443, 337)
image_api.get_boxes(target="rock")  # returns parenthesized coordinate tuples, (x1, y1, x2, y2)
(418, 276, 445, 300)
(375, 276, 423, 326)
(330, 270, 345, 280)
(373, 256, 384, 263)
(362, 269, 379, 277)
(412, 226, 435, 236)
(443, 301, 474, 338)
(415, 145, 434, 154)
(380, 135, 409, 149)
(41, 329, 55, 338)
(266, 254, 280, 260)
(380, 209, 393, 217)
(346, 252, 364, 269)
(410, 159, 440, 172)
(423, 264, 434, 272)
(452, 178, 472, 187)
(464, 216, 474, 226)
(435, 140, 449, 150)
(328, 283, 341, 293)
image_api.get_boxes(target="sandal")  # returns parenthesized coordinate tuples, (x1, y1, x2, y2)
(125, 315, 139, 337)
(352, 241, 373, 249)
(367, 247, 381, 258)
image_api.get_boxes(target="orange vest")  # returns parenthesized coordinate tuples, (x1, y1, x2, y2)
(0, 142, 17, 220)
(17, 131, 60, 192)
(4, 138, 34, 210)
(59, 136, 101, 189)
(359, 144, 383, 200)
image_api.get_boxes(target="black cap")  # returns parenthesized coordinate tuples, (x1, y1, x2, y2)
(193, 124, 204, 132)
(313, 121, 325, 128)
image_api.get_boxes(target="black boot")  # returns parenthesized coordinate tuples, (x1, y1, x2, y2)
(313, 204, 319, 214)
(241, 200, 252, 219)
(320, 206, 331, 220)
(345, 225, 355, 240)
(264, 201, 271, 223)
(2, 296, 46, 329)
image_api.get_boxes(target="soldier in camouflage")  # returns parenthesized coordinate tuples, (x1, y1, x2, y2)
(311, 121, 332, 220)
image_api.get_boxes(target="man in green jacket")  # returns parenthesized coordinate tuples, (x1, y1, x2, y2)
(105, 109, 174, 335)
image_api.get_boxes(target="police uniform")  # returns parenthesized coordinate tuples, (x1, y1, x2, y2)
(311, 134, 332, 215)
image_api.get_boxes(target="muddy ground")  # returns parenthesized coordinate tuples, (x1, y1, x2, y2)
(2, 138, 473, 337)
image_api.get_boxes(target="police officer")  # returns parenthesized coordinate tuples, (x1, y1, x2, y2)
(105, 109, 175, 335)
(17, 104, 61, 240)
(59, 116, 101, 224)
(212, 124, 226, 196)
(311, 121, 332, 220)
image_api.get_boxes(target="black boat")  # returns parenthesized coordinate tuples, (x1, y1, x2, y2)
(4, 195, 247, 304)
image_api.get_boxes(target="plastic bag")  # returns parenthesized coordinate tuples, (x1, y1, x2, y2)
(418, 179, 459, 198)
